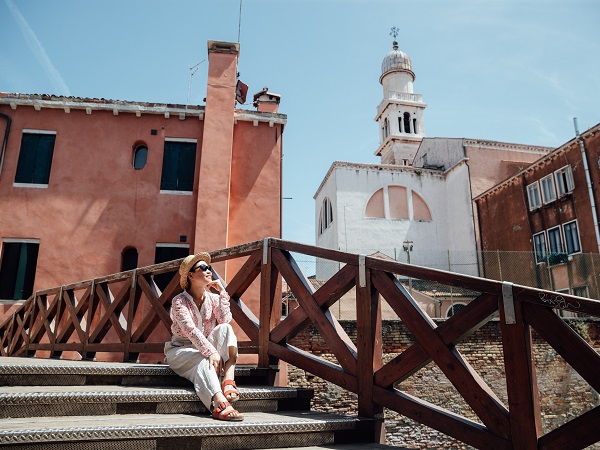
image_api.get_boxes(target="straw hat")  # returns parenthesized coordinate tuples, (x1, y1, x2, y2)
(179, 252, 211, 290)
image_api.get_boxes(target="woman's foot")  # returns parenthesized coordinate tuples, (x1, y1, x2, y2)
(222, 379, 240, 403)
(212, 400, 243, 421)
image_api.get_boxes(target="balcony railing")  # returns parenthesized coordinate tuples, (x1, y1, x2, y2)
(1, 238, 599, 449)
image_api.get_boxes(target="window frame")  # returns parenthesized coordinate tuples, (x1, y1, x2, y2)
(533, 231, 547, 264)
(159, 138, 197, 194)
(547, 226, 564, 255)
(555, 165, 575, 197)
(0, 238, 40, 300)
(13, 130, 57, 188)
(526, 182, 542, 211)
(563, 220, 581, 255)
(540, 174, 557, 204)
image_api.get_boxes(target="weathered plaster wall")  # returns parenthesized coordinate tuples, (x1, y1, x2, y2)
(288, 319, 600, 449)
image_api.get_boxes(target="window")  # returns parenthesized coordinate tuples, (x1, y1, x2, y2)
(413, 118, 417, 134)
(133, 145, 148, 170)
(563, 221, 581, 255)
(526, 182, 541, 210)
(573, 286, 589, 298)
(383, 118, 389, 139)
(160, 139, 197, 192)
(121, 247, 139, 272)
(540, 174, 556, 204)
(154, 244, 189, 292)
(547, 226, 566, 265)
(403, 112, 411, 134)
(0, 239, 39, 300)
(533, 232, 547, 264)
(14, 131, 56, 186)
(318, 197, 334, 235)
(555, 165, 574, 197)
(447, 303, 466, 317)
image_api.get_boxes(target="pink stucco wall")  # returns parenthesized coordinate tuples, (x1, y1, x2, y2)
(0, 41, 284, 329)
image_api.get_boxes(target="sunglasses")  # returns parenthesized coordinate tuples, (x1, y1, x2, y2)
(191, 263, 212, 273)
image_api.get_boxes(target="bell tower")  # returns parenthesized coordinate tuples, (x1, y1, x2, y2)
(375, 29, 426, 165)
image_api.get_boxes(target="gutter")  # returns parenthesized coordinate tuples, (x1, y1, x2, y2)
(0, 111, 11, 180)
(574, 118, 600, 253)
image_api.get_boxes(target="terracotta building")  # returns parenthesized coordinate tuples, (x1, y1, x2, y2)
(475, 122, 600, 298)
(0, 40, 286, 320)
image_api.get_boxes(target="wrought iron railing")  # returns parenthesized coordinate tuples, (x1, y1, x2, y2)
(1, 238, 599, 449)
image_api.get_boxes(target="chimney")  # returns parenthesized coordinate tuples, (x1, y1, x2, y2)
(253, 87, 281, 113)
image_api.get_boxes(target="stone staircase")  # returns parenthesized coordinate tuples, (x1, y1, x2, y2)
(0, 357, 391, 450)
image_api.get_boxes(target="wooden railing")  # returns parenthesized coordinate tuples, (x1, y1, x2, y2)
(1, 238, 599, 449)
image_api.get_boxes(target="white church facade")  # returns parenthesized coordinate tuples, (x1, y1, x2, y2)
(314, 40, 552, 284)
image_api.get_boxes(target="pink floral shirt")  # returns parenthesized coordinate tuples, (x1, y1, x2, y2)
(169, 290, 232, 357)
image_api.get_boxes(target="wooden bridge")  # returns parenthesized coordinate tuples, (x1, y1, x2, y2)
(1, 238, 599, 449)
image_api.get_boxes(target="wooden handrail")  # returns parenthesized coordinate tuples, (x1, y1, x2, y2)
(1, 237, 599, 449)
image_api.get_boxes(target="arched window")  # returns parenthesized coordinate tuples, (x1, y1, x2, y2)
(413, 117, 418, 134)
(318, 197, 334, 235)
(447, 303, 466, 317)
(121, 247, 138, 272)
(365, 188, 385, 218)
(383, 118, 389, 139)
(133, 144, 148, 170)
(412, 191, 432, 221)
(403, 112, 411, 134)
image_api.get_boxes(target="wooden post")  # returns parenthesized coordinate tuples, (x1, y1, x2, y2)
(499, 282, 542, 449)
(259, 238, 273, 368)
(356, 256, 385, 444)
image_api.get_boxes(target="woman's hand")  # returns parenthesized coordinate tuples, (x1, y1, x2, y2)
(207, 279, 226, 294)
(209, 352, 222, 372)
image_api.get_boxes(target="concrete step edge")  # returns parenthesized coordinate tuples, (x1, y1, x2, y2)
(0, 386, 312, 405)
(0, 411, 362, 445)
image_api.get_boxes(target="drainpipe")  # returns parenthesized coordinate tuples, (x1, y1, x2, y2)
(573, 117, 600, 253)
(0, 111, 11, 180)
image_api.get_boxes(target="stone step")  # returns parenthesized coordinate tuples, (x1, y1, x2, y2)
(0, 384, 312, 418)
(0, 411, 372, 449)
(0, 356, 276, 387)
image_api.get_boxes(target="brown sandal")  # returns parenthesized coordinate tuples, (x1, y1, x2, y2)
(222, 379, 240, 403)
(212, 400, 244, 421)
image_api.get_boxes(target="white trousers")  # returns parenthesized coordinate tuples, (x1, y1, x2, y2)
(164, 323, 237, 410)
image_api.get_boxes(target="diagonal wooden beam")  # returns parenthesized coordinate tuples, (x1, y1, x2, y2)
(272, 248, 358, 375)
(89, 282, 127, 343)
(56, 288, 87, 345)
(375, 293, 498, 387)
(373, 386, 511, 450)
(131, 273, 180, 343)
(271, 263, 356, 344)
(538, 405, 600, 450)
(225, 249, 262, 299)
(31, 293, 59, 346)
(372, 270, 510, 438)
(523, 302, 600, 393)
(269, 341, 358, 393)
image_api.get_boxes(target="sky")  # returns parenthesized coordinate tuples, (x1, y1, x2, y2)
(1, 0, 599, 248)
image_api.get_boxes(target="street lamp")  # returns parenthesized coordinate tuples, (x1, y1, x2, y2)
(403, 240, 413, 293)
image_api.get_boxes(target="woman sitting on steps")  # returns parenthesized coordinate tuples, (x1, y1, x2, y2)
(164, 252, 243, 421)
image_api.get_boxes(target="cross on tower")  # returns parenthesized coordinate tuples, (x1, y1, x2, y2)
(390, 26, 399, 40)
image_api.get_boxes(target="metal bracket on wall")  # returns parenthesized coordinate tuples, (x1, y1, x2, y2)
(263, 238, 269, 265)
(359, 255, 366, 288)
(502, 281, 516, 325)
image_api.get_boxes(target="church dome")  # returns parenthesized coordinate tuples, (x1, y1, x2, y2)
(381, 41, 414, 82)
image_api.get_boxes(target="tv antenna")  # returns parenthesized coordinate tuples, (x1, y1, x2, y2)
(238, 0, 243, 43)
(187, 59, 205, 106)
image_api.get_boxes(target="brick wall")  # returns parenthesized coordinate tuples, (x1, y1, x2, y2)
(288, 319, 600, 449)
